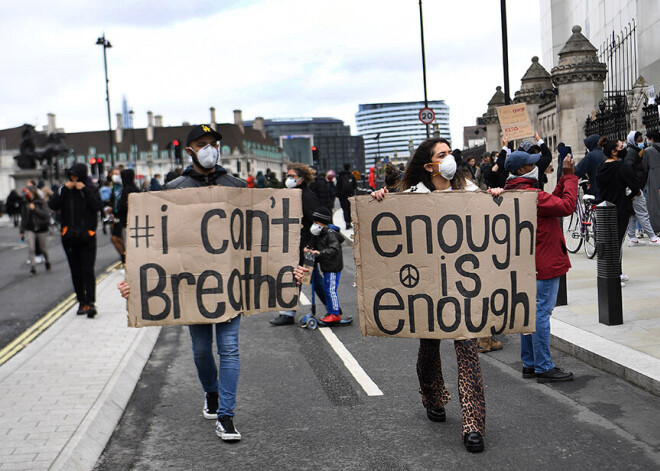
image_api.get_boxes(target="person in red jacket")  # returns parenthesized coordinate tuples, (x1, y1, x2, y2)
(504, 150, 577, 383)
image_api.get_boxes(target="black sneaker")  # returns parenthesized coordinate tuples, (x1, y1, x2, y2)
(536, 367, 574, 383)
(86, 304, 97, 318)
(77, 304, 87, 315)
(270, 314, 294, 326)
(216, 415, 241, 441)
(203, 392, 219, 419)
(45, 262, 51, 271)
(29, 267, 36, 276)
(522, 367, 536, 379)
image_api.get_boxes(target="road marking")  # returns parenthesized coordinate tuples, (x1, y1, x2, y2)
(299, 292, 384, 396)
(0, 262, 122, 367)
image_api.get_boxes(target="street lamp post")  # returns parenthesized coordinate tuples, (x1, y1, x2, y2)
(418, 0, 430, 138)
(96, 34, 115, 165)
(129, 108, 136, 163)
(375, 133, 381, 166)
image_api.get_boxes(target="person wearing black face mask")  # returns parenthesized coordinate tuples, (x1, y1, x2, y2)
(118, 125, 247, 442)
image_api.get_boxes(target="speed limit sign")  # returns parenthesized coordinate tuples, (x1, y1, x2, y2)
(419, 107, 435, 124)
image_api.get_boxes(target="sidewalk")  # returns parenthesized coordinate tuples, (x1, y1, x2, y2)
(0, 213, 658, 470)
(552, 241, 660, 395)
(0, 269, 160, 471)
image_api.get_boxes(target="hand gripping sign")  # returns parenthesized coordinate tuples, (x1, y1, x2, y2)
(125, 187, 302, 327)
(350, 191, 537, 339)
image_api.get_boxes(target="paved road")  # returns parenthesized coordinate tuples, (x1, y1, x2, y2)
(95, 246, 660, 470)
(0, 216, 120, 350)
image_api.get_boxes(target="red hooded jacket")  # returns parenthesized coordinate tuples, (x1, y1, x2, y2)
(504, 174, 578, 280)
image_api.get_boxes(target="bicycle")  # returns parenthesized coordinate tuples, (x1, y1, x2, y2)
(563, 179, 598, 259)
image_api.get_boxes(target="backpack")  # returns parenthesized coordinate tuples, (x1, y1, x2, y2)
(338, 173, 355, 195)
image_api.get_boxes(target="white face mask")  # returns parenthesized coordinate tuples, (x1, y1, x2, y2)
(520, 166, 539, 180)
(285, 176, 299, 188)
(428, 154, 457, 180)
(112, 174, 121, 184)
(192, 144, 219, 169)
(310, 223, 323, 236)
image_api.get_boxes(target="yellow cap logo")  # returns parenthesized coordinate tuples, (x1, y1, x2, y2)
(201, 125, 211, 132)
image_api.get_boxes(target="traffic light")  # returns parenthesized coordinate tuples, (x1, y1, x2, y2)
(312, 146, 319, 165)
(97, 157, 104, 175)
(173, 139, 182, 163)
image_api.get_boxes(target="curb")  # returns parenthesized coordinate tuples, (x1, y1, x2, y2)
(50, 324, 161, 471)
(550, 318, 660, 397)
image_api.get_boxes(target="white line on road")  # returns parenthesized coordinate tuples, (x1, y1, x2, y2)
(299, 292, 384, 397)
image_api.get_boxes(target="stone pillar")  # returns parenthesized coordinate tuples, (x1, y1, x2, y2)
(115, 113, 123, 143)
(513, 56, 555, 134)
(551, 25, 607, 157)
(482, 86, 505, 152)
(146, 111, 154, 142)
(233, 109, 244, 134)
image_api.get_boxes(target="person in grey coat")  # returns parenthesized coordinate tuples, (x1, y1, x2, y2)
(644, 130, 660, 234)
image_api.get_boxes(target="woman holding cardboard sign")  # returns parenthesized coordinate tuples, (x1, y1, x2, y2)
(371, 138, 487, 453)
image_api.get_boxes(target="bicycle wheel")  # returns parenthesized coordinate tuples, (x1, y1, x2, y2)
(563, 208, 582, 253)
(584, 210, 597, 259)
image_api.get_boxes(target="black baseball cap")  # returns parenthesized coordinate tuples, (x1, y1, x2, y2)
(186, 124, 223, 146)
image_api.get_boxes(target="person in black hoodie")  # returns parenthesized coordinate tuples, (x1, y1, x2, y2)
(118, 124, 246, 442)
(309, 170, 334, 213)
(49, 163, 103, 317)
(576, 134, 605, 199)
(597, 138, 639, 285)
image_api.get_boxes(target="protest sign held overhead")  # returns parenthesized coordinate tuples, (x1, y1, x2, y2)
(350, 191, 537, 340)
(497, 103, 534, 141)
(125, 187, 302, 327)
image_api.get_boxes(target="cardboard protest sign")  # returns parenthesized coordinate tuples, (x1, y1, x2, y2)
(497, 103, 534, 141)
(350, 191, 537, 339)
(125, 187, 301, 327)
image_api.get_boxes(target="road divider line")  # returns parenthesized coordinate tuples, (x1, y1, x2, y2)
(300, 290, 383, 396)
(318, 327, 383, 396)
(0, 265, 119, 367)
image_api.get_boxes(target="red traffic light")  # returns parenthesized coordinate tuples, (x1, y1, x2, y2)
(89, 157, 97, 165)
(97, 157, 103, 163)
(173, 139, 180, 146)
(311, 146, 317, 151)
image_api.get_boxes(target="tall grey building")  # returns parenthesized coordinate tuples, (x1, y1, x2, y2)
(355, 100, 450, 170)
(246, 117, 365, 174)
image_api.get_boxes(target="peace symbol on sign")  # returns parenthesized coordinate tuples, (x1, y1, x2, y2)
(399, 264, 420, 288)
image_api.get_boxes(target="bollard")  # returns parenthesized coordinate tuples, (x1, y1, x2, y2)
(556, 273, 567, 306)
(595, 201, 622, 325)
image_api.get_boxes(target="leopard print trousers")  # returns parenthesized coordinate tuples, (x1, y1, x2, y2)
(417, 338, 486, 437)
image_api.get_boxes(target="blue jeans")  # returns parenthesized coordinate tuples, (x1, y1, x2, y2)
(521, 277, 559, 374)
(188, 316, 241, 417)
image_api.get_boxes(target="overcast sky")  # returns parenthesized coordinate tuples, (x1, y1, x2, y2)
(0, 0, 541, 146)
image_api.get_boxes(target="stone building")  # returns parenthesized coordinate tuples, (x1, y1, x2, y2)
(482, 25, 653, 170)
(0, 108, 289, 197)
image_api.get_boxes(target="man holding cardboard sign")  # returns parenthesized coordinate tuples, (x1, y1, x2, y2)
(119, 124, 251, 441)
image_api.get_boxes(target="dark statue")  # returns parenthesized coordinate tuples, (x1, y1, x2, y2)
(14, 124, 72, 170)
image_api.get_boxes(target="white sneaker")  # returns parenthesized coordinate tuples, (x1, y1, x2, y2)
(627, 238, 646, 247)
(621, 281, 626, 288)
(648, 238, 660, 246)
(620, 274, 629, 282)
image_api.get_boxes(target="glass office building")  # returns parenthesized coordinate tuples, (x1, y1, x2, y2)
(355, 100, 450, 170)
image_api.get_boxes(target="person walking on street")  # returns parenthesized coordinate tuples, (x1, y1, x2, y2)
(6, 189, 23, 228)
(117, 169, 140, 249)
(504, 150, 577, 384)
(310, 170, 334, 213)
(371, 138, 487, 453)
(20, 185, 52, 275)
(119, 124, 246, 441)
(624, 131, 660, 246)
(336, 163, 357, 229)
(270, 162, 321, 326)
(48, 164, 103, 318)
(644, 130, 660, 234)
